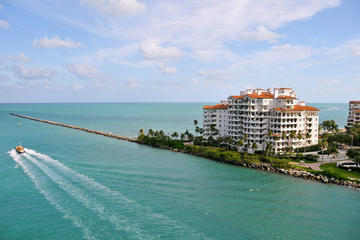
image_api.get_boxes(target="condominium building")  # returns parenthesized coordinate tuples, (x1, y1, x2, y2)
(203, 88, 319, 153)
(347, 101, 360, 128)
(203, 101, 228, 138)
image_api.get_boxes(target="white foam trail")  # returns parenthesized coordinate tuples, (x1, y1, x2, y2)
(21, 152, 150, 239)
(8, 150, 96, 240)
(25, 148, 212, 239)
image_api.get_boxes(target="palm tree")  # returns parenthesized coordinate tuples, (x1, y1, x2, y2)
(171, 132, 179, 139)
(265, 142, 272, 157)
(243, 133, 248, 146)
(180, 133, 185, 141)
(237, 139, 244, 151)
(252, 142, 258, 153)
(139, 129, 144, 135)
(274, 136, 280, 154)
(216, 136, 224, 147)
(289, 130, 296, 155)
(194, 120, 198, 126)
(148, 129, 154, 137)
(225, 136, 233, 150)
(296, 132, 303, 154)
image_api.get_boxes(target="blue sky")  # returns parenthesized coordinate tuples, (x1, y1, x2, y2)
(0, 0, 359, 103)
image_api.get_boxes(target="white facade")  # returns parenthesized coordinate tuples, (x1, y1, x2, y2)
(203, 88, 319, 153)
(347, 101, 360, 128)
(203, 101, 228, 138)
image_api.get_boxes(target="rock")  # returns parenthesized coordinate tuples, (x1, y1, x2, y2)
(330, 178, 335, 183)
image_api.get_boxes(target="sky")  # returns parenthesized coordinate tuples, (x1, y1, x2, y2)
(0, 0, 359, 103)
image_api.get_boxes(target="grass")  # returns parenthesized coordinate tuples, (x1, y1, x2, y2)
(320, 163, 360, 181)
(290, 164, 310, 171)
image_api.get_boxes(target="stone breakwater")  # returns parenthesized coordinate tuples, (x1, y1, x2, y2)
(10, 113, 359, 189)
(10, 113, 137, 142)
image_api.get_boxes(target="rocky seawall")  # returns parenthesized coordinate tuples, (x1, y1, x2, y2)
(167, 147, 360, 189)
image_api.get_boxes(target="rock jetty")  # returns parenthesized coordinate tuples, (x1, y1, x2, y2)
(10, 113, 137, 142)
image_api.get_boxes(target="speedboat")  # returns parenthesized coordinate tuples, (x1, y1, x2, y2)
(15, 145, 25, 154)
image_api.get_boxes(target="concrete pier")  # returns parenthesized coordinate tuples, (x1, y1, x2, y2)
(10, 113, 137, 142)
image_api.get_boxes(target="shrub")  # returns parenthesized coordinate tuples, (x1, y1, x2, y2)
(304, 154, 319, 162)
(297, 144, 321, 152)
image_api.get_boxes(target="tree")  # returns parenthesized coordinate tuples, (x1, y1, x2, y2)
(289, 130, 296, 155)
(180, 133, 185, 141)
(274, 136, 280, 154)
(237, 139, 244, 149)
(148, 129, 154, 137)
(265, 142, 272, 157)
(297, 132, 303, 154)
(194, 126, 200, 137)
(193, 120, 198, 126)
(252, 142, 258, 153)
(171, 132, 179, 139)
(139, 129, 144, 135)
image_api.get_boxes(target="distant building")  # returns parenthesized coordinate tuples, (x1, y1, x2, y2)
(203, 100, 228, 138)
(347, 101, 360, 128)
(202, 88, 320, 153)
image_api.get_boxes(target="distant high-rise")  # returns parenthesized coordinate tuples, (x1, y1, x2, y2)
(347, 101, 360, 128)
(203, 88, 319, 153)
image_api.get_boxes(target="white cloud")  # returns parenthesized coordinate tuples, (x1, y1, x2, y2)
(12, 64, 56, 80)
(6, 53, 31, 62)
(317, 79, 342, 85)
(33, 36, 82, 48)
(240, 25, 285, 43)
(328, 39, 360, 57)
(127, 78, 140, 88)
(198, 70, 231, 82)
(0, 3, 3, 9)
(72, 83, 84, 90)
(65, 63, 108, 80)
(231, 44, 314, 70)
(158, 63, 176, 74)
(141, 41, 183, 60)
(0, 20, 10, 28)
(79, 0, 146, 17)
(0, 73, 9, 82)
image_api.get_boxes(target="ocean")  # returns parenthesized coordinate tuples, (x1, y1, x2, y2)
(0, 103, 359, 240)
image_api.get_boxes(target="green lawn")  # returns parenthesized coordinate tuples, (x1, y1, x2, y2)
(320, 163, 360, 181)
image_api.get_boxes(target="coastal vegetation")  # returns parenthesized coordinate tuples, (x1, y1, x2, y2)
(320, 163, 360, 180)
(136, 125, 360, 185)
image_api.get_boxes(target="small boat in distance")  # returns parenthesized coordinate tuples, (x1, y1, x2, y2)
(15, 145, 25, 154)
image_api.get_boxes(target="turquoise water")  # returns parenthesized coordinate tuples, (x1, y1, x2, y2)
(1, 103, 359, 240)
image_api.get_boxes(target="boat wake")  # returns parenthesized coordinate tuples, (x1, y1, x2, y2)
(8, 148, 211, 240)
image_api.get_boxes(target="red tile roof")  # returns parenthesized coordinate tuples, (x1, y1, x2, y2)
(276, 96, 296, 99)
(230, 95, 244, 99)
(273, 105, 319, 112)
(350, 101, 360, 104)
(203, 104, 228, 109)
(246, 92, 274, 99)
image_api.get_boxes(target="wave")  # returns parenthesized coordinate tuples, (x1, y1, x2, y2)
(16, 148, 211, 239)
(8, 150, 96, 240)
(25, 148, 211, 239)
(21, 152, 150, 239)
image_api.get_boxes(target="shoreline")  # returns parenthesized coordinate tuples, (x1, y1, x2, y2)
(137, 142, 360, 189)
(10, 113, 360, 190)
